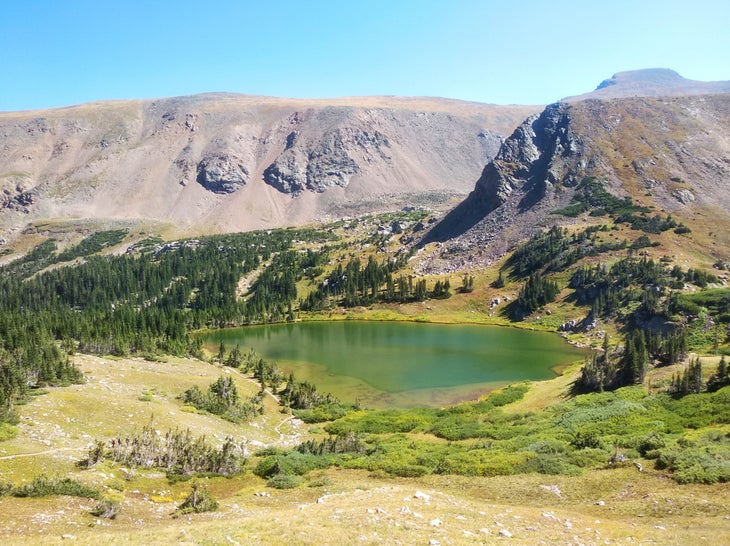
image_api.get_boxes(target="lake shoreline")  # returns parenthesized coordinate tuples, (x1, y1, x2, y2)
(198, 320, 588, 409)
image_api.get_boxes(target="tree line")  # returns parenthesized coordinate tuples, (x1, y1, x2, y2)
(0, 228, 333, 423)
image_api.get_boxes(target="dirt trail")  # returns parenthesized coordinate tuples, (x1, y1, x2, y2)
(0, 446, 84, 461)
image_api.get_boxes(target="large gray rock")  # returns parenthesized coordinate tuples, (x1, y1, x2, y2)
(196, 153, 249, 194)
(263, 127, 389, 196)
(1, 175, 37, 213)
(263, 154, 307, 195)
(304, 130, 360, 192)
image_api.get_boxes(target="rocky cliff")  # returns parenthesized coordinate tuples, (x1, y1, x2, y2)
(419, 91, 730, 272)
(0, 94, 537, 238)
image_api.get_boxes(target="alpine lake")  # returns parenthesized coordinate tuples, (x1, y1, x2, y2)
(202, 321, 587, 408)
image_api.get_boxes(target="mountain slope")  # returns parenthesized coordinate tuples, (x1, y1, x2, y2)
(420, 92, 730, 272)
(563, 68, 730, 101)
(0, 94, 537, 239)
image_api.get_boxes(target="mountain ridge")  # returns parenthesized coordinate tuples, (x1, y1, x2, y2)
(563, 68, 730, 101)
(418, 92, 730, 273)
(1, 69, 729, 260)
(0, 94, 538, 241)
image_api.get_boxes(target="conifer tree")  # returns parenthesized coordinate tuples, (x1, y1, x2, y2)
(707, 355, 729, 392)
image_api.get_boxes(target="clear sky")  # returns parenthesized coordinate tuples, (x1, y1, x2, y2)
(1, 0, 728, 111)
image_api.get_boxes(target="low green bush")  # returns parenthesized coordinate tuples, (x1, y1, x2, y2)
(0, 481, 13, 496)
(267, 474, 303, 489)
(254, 451, 331, 479)
(655, 447, 730, 484)
(381, 462, 429, 477)
(0, 422, 18, 442)
(12, 476, 101, 499)
(485, 385, 529, 407)
(518, 453, 583, 476)
(174, 483, 218, 515)
(294, 403, 351, 423)
(637, 433, 666, 456)
(307, 475, 332, 488)
(90, 499, 120, 519)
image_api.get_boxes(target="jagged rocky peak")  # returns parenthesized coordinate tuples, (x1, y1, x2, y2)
(471, 102, 581, 211)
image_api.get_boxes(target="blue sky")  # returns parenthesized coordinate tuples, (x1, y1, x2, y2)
(1, 0, 728, 111)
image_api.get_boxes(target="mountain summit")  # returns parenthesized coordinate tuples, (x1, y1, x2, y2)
(563, 68, 730, 101)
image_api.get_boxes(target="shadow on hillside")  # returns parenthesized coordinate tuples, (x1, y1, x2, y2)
(419, 194, 489, 245)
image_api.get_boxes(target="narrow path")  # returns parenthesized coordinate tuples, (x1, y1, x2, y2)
(228, 366, 279, 403)
(0, 446, 84, 461)
(227, 365, 302, 446)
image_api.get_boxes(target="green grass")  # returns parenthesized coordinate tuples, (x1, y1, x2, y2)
(0, 353, 728, 545)
(0, 422, 18, 442)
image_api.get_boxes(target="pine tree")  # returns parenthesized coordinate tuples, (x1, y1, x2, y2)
(671, 357, 704, 396)
(619, 330, 648, 386)
(461, 274, 474, 293)
(707, 355, 729, 392)
(575, 335, 615, 392)
(492, 271, 505, 289)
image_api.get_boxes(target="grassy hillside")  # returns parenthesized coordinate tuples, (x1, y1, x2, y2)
(0, 353, 728, 545)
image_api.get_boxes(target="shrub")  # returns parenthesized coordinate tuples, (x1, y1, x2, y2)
(90, 499, 120, 519)
(0, 422, 18, 442)
(12, 476, 101, 499)
(174, 483, 218, 515)
(325, 409, 433, 435)
(637, 433, 666, 457)
(518, 454, 583, 476)
(655, 446, 730, 484)
(568, 447, 611, 468)
(0, 481, 13, 496)
(381, 463, 429, 478)
(307, 475, 333, 488)
(523, 438, 570, 455)
(267, 474, 303, 489)
(436, 451, 530, 477)
(294, 403, 350, 423)
(254, 452, 330, 479)
(485, 385, 528, 407)
(570, 431, 603, 450)
(90, 420, 243, 476)
(430, 416, 493, 441)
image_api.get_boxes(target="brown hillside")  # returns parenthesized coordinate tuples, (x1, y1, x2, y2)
(0, 94, 537, 240)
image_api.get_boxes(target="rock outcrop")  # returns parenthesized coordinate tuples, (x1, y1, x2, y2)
(196, 153, 249, 193)
(470, 103, 581, 212)
(264, 127, 390, 196)
(419, 90, 730, 273)
(421, 103, 583, 251)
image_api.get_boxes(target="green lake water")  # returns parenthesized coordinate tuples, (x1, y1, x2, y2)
(202, 321, 587, 408)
